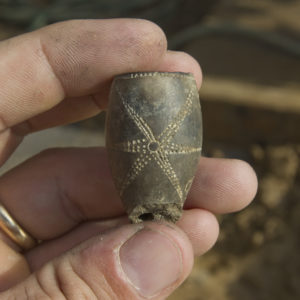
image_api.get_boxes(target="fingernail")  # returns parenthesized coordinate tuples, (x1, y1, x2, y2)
(119, 229, 182, 298)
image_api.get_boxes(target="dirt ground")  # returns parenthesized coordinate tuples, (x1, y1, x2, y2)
(170, 1, 300, 299)
(0, 0, 300, 299)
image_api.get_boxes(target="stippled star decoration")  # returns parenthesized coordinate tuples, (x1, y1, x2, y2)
(112, 87, 201, 199)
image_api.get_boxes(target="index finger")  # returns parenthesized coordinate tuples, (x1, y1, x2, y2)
(0, 19, 167, 131)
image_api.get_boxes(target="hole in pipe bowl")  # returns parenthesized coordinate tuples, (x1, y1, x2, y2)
(139, 213, 155, 221)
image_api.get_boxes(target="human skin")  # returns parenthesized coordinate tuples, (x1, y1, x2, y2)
(0, 19, 257, 299)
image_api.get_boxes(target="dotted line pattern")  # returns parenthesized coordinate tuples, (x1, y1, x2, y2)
(159, 89, 194, 145)
(119, 72, 194, 80)
(112, 85, 199, 200)
(153, 150, 182, 199)
(164, 143, 202, 154)
(120, 153, 152, 196)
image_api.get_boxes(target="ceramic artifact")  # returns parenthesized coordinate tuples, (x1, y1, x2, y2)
(106, 72, 202, 223)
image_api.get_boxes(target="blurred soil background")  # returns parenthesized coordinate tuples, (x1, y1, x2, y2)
(1, 0, 300, 299)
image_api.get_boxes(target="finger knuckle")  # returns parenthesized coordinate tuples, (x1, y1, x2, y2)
(32, 259, 98, 300)
(33, 263, 66, 300)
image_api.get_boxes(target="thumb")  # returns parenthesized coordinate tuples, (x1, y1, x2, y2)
(1, 222, 194, 299)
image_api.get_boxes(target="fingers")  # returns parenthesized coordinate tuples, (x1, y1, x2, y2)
(15, 50, 203, 133)
(26, 209, 218, 271)
(0, 19, 203, 165)
(0, 19, 168, 165)
(1, 210, 216, 292)
(177, 209, 219, 256)
(0, 19, 167, 129)
(26, 218, 130, 271)
(0, 148, 256, 240)
(0, 148, 122, 239)
(187, 157, 258, 214)
(0, 240, 30, 292)
(1, 19, 203, 132)
(159, 50, 202, 89)
(2, 223, 194, 300)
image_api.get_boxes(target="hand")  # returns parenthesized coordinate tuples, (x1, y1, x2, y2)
(0, 19, 257, 299)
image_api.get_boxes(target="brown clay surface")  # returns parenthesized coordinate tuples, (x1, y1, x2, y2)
(106, 72, 202, 223)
